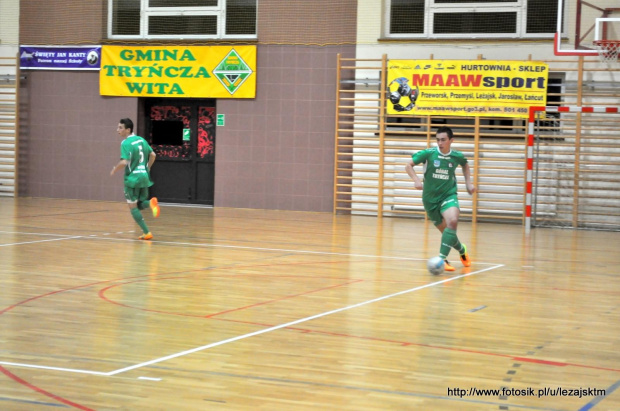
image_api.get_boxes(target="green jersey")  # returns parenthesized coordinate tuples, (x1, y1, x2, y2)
(412, 147, 468, 203)
(120, 134, 154, 188)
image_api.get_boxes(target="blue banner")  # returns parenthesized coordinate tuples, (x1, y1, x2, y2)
(20, 46, 101, 70)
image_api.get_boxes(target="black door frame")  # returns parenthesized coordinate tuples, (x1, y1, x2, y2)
(140, 97, 216, 205)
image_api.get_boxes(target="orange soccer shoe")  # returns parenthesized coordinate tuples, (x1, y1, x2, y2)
(459, 244, 472, 267)
(138, 232, 153, 240)
(443, 260, 456, 272)
(150, 197, 160, 218)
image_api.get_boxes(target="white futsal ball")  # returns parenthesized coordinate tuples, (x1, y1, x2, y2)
(427, 256, 445, 275)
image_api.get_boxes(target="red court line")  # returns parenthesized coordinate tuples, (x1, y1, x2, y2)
(215, 317, 620, 373)
(0, 259, 357, 315)
(94, 262, 620, 375)
(0, 280, 114, 315)
(97, 274, 364, 318)
(4, 253, 618, 410)
(0, 365, 94, 411)
(204, 279, 364, 318)
(512, 357, 567, 366)
(0, 263, 299, 407)
(0, 258, 366, 409)
(0, 278, 139, 409)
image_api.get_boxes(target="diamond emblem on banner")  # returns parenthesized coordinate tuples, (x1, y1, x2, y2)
(213, 49, 253, 95)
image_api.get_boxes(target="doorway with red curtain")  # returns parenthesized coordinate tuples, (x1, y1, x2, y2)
(143, 98, 216, 205)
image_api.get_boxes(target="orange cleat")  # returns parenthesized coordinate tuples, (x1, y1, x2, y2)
(138, 232, 153, 240)
(150, 197, 160, 218)
(443, 260, 456, 272)
(459, 244, 471, 267)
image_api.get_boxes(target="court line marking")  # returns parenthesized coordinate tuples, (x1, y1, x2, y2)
(137, 376, 161, 381)
(1, 229, 501, 265)
(0, 230, 85, 238)
(107, 264, 502, 376)
(0, 396, 71, 408)
(0, 264, 502, 376)
(184, 369, 557, 411)
(158, 202, 213, 208)
(0, 236, 83, 247)
(0, 229, 504, 375)
(87, 235, 501, 265)
(0, 361, 106, 376)
(578, 379, 620, 411)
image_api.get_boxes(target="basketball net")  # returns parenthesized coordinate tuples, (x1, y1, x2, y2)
(593, 40, 620, 64)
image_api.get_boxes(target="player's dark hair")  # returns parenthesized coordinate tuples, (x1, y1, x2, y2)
(436, 126, 454, 139)
(120, 118, 134, 133)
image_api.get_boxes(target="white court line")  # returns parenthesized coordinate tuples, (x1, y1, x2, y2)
(0, 229, 503, 376)
(158, 202, 213, 208)
(0, 361, 107, 376)
(106, 264, 503, 376)
(1, 229, 499, 266)
(0, 257, 502, 376)
(86, 236, 501, 265)
(0, 230, 81, 238)
(0, 235, 83, 247)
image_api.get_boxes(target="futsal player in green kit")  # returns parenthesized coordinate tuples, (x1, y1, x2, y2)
(405, 126, 475, 271)
(110, 118, 161, 240)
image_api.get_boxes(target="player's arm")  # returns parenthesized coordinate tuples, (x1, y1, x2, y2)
(110, 159, 129, 176)
(148, 151, 156, 170)
(405, 159, 423, 190)
(462, 162, 476, 195)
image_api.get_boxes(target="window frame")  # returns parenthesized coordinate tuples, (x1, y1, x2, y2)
(107, 0, 257, 40)
(384, 0, 557, 39)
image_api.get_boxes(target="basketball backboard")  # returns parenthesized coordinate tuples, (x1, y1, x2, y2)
(554, 0, 620, 56)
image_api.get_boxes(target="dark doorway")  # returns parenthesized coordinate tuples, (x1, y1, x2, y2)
(142, 98, 216, 205)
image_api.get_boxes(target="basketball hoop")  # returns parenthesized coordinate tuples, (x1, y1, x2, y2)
(593, 40, 620, 64)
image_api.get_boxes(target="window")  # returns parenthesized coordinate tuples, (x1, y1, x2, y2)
(108, 0, 257, 40)
(386, 0, 558, 38)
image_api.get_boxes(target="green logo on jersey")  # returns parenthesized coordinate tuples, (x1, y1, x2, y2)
(213, 49, 253, 95)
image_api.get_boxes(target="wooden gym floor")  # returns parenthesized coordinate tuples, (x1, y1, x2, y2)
(0, 197, 618, 410)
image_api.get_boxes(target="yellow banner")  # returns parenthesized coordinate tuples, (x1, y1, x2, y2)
(100, 45, 256, 98)
(387, 60, 548, 118)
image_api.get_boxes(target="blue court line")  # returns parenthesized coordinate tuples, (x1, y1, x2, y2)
(578, 379, 620, 411)
(0, 396, 69, 408)
(147, 365, 559, 410)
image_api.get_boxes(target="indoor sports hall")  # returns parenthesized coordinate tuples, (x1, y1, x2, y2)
(0, 0, 619, 410)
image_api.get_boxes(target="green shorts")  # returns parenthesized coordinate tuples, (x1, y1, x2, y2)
(423, 194, 460, 226)
(124, 186, 149, 204)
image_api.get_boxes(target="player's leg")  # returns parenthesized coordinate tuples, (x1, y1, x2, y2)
(435, 220, 446, 233)
(440, 198, 471, 267)
(424, 200, 455, 272)
(137, 199, 149, 210)
(125, 186, 151, 239)
(435, 220, 456, 272)
(136, 187, 154, 239)
(439, 196, 463, 269)
(441, 205, 461, 248)
(136, 193, 159, 218)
